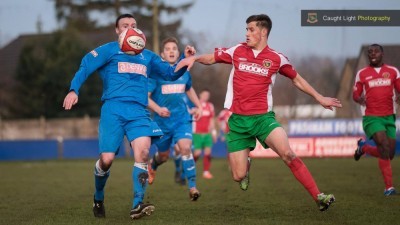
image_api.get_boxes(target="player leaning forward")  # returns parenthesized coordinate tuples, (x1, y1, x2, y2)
(63, 14, 193, 220)
(175, 14, 342, 211)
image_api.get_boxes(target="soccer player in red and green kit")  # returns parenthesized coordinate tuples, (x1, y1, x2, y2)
(353, 44, 400, 196)
(175, 14, 341, 211)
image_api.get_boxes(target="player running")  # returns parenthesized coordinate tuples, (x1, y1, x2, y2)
(193, 89, 217, 179)
(63, 14, 194, 220)
(147, 37, 202, 201)
(175, 14, 341, 211)
(353, 44, 400, 196)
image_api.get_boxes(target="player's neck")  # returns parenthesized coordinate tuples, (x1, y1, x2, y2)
(252, 41, 268, 51)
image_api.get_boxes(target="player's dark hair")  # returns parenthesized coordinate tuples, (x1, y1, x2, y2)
(246, 14, 272, 37)
(161, 37, 179, 51)
(369, 43, 384, 52)
(115, 14, 135, 27)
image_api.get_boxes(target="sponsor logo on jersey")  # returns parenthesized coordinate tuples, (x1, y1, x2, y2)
(153, 129, 162, 133)
(382, 72, 390, 78)
(365, 76, 373, 80)
(263, 59, 272, 68)
(238, 57, 247, 61)
(238, 62, 269, 76)
(118, 62, 147, 77)
(90, 50, 98, 57)
(368, 78, 391, 87)
(161, 84, 186, 94)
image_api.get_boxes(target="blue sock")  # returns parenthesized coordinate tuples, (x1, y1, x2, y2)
(180, 162, 185, 180)
(132, 162, 148, 208)
(182, 154, 196, 189)
(94, 160, 110, 201)
(174, 154, 182, 173)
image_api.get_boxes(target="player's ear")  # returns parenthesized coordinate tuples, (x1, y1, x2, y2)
(115, 27, 119, 35)
(161, 52, 165, 59)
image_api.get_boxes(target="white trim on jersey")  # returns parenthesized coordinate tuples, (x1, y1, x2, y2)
(268, 73, 277, 112)
(224, 68, 235, 109)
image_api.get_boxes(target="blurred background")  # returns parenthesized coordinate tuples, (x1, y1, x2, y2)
(0, 0, 399, 160)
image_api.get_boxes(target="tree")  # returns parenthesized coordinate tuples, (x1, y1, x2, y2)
(11, 28, 102, 119)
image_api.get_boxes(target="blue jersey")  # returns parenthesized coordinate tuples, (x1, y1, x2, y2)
(69, 41, 186, 107)
(148, 71, 193, 130)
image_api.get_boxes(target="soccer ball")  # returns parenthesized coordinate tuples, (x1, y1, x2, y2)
(118, 28, 146, 55)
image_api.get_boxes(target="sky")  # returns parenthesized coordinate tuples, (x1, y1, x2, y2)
(0, 0, 399, 59)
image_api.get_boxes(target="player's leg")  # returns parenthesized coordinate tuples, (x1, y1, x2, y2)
(177, 138, 200, 200)
(264, 127, 335, 211)
(228, 149, 251, 190)
(93, 103, 124, 218)
(202, 134, 213, 179)
(373, 131, 396, 196)
(172, 144, 184, 184)
(192, 133, 202, 162)
(148, 134, 172, 185)
(129, 136, 155, 219)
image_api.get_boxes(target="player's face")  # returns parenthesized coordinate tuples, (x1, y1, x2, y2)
(246, 22, 267, 49)
(200, 91, 210, 102)
(161, 42, 180, 64)
(367, 46, 383, 67)
(115, 18, 137, 35)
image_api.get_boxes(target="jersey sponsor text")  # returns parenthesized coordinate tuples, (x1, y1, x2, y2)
(118, 62, 147, 76)
(368, 78, 391, 87)
(238, 62, 269, 76)
(161, 84, 186, 94)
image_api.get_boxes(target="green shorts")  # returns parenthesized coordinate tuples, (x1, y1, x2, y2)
(362, 115, 396, 139)
(193, 133, 213, 149)
(226, 111, 281, 153)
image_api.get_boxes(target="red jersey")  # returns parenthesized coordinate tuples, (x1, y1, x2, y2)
(218, 109, 232, 133)
(193, 101, 215, 133)
(353, 64, 400, 116)
(214, 43, 297, 115)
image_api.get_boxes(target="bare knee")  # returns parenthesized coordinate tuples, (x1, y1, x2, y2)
(100, 155, 114, 171)
(281, 150, 297, 165)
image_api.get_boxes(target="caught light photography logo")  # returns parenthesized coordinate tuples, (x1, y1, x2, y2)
(307, 12, 318, 24)
(302, 10, 400, 26)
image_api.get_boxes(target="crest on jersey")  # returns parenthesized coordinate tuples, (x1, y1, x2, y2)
(263, 59, 272, 68)
(382, 72, 390, 78)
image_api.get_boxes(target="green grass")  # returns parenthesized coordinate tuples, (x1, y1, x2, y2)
(1, 158, 399, 225)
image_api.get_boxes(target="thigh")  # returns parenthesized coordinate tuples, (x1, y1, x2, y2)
(264, 127, 295, 163)
(99, 103, 125, 153)
(363, 116, 386, 139)
(193, 133, 203, 150)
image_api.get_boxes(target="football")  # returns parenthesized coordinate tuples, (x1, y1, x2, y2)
(118, 28, 146, 55)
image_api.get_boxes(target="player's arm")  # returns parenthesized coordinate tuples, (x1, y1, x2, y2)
(147, 92, 170, 117)
(352, 71, 365, 105)
(149, 52, 188, 81)
(292, 73, 342, 110)
(63, 45, 111, 110)
(186, 87, 202, 120)
(175, 54, 216, 72)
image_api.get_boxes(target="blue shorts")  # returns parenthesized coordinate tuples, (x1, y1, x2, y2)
(154, 121, 192, 152)
(99, 101, 163, 154)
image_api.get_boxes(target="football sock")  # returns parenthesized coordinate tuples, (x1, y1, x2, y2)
(173, 153, 182, 173)
(378, 159, 393, 189)
(132, 162, 148, 208)
(203, 154, 212, 172)
(94, 160, 110, 201)
(288, 157, 320, 201)
(362, 144, 380, 158)
(182, 154, 196, 189)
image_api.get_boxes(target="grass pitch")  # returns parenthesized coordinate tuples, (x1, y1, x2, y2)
(1, 157, 399, 225)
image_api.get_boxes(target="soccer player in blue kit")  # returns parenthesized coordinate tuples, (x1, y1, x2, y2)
(147, 37, 202, 201)
(62, 14, 195, 220)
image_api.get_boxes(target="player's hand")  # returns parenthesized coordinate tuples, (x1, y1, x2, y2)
(184, 45, 196, 57)
(191, 107, 203, 121)
(63, 91, 78, 110)
(356, 96, 366, 106)
(318, 96, 342, 110)
(396, 96, 400, 105)
(175, 56, 196, 72)
(157, 107, 170, 117)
